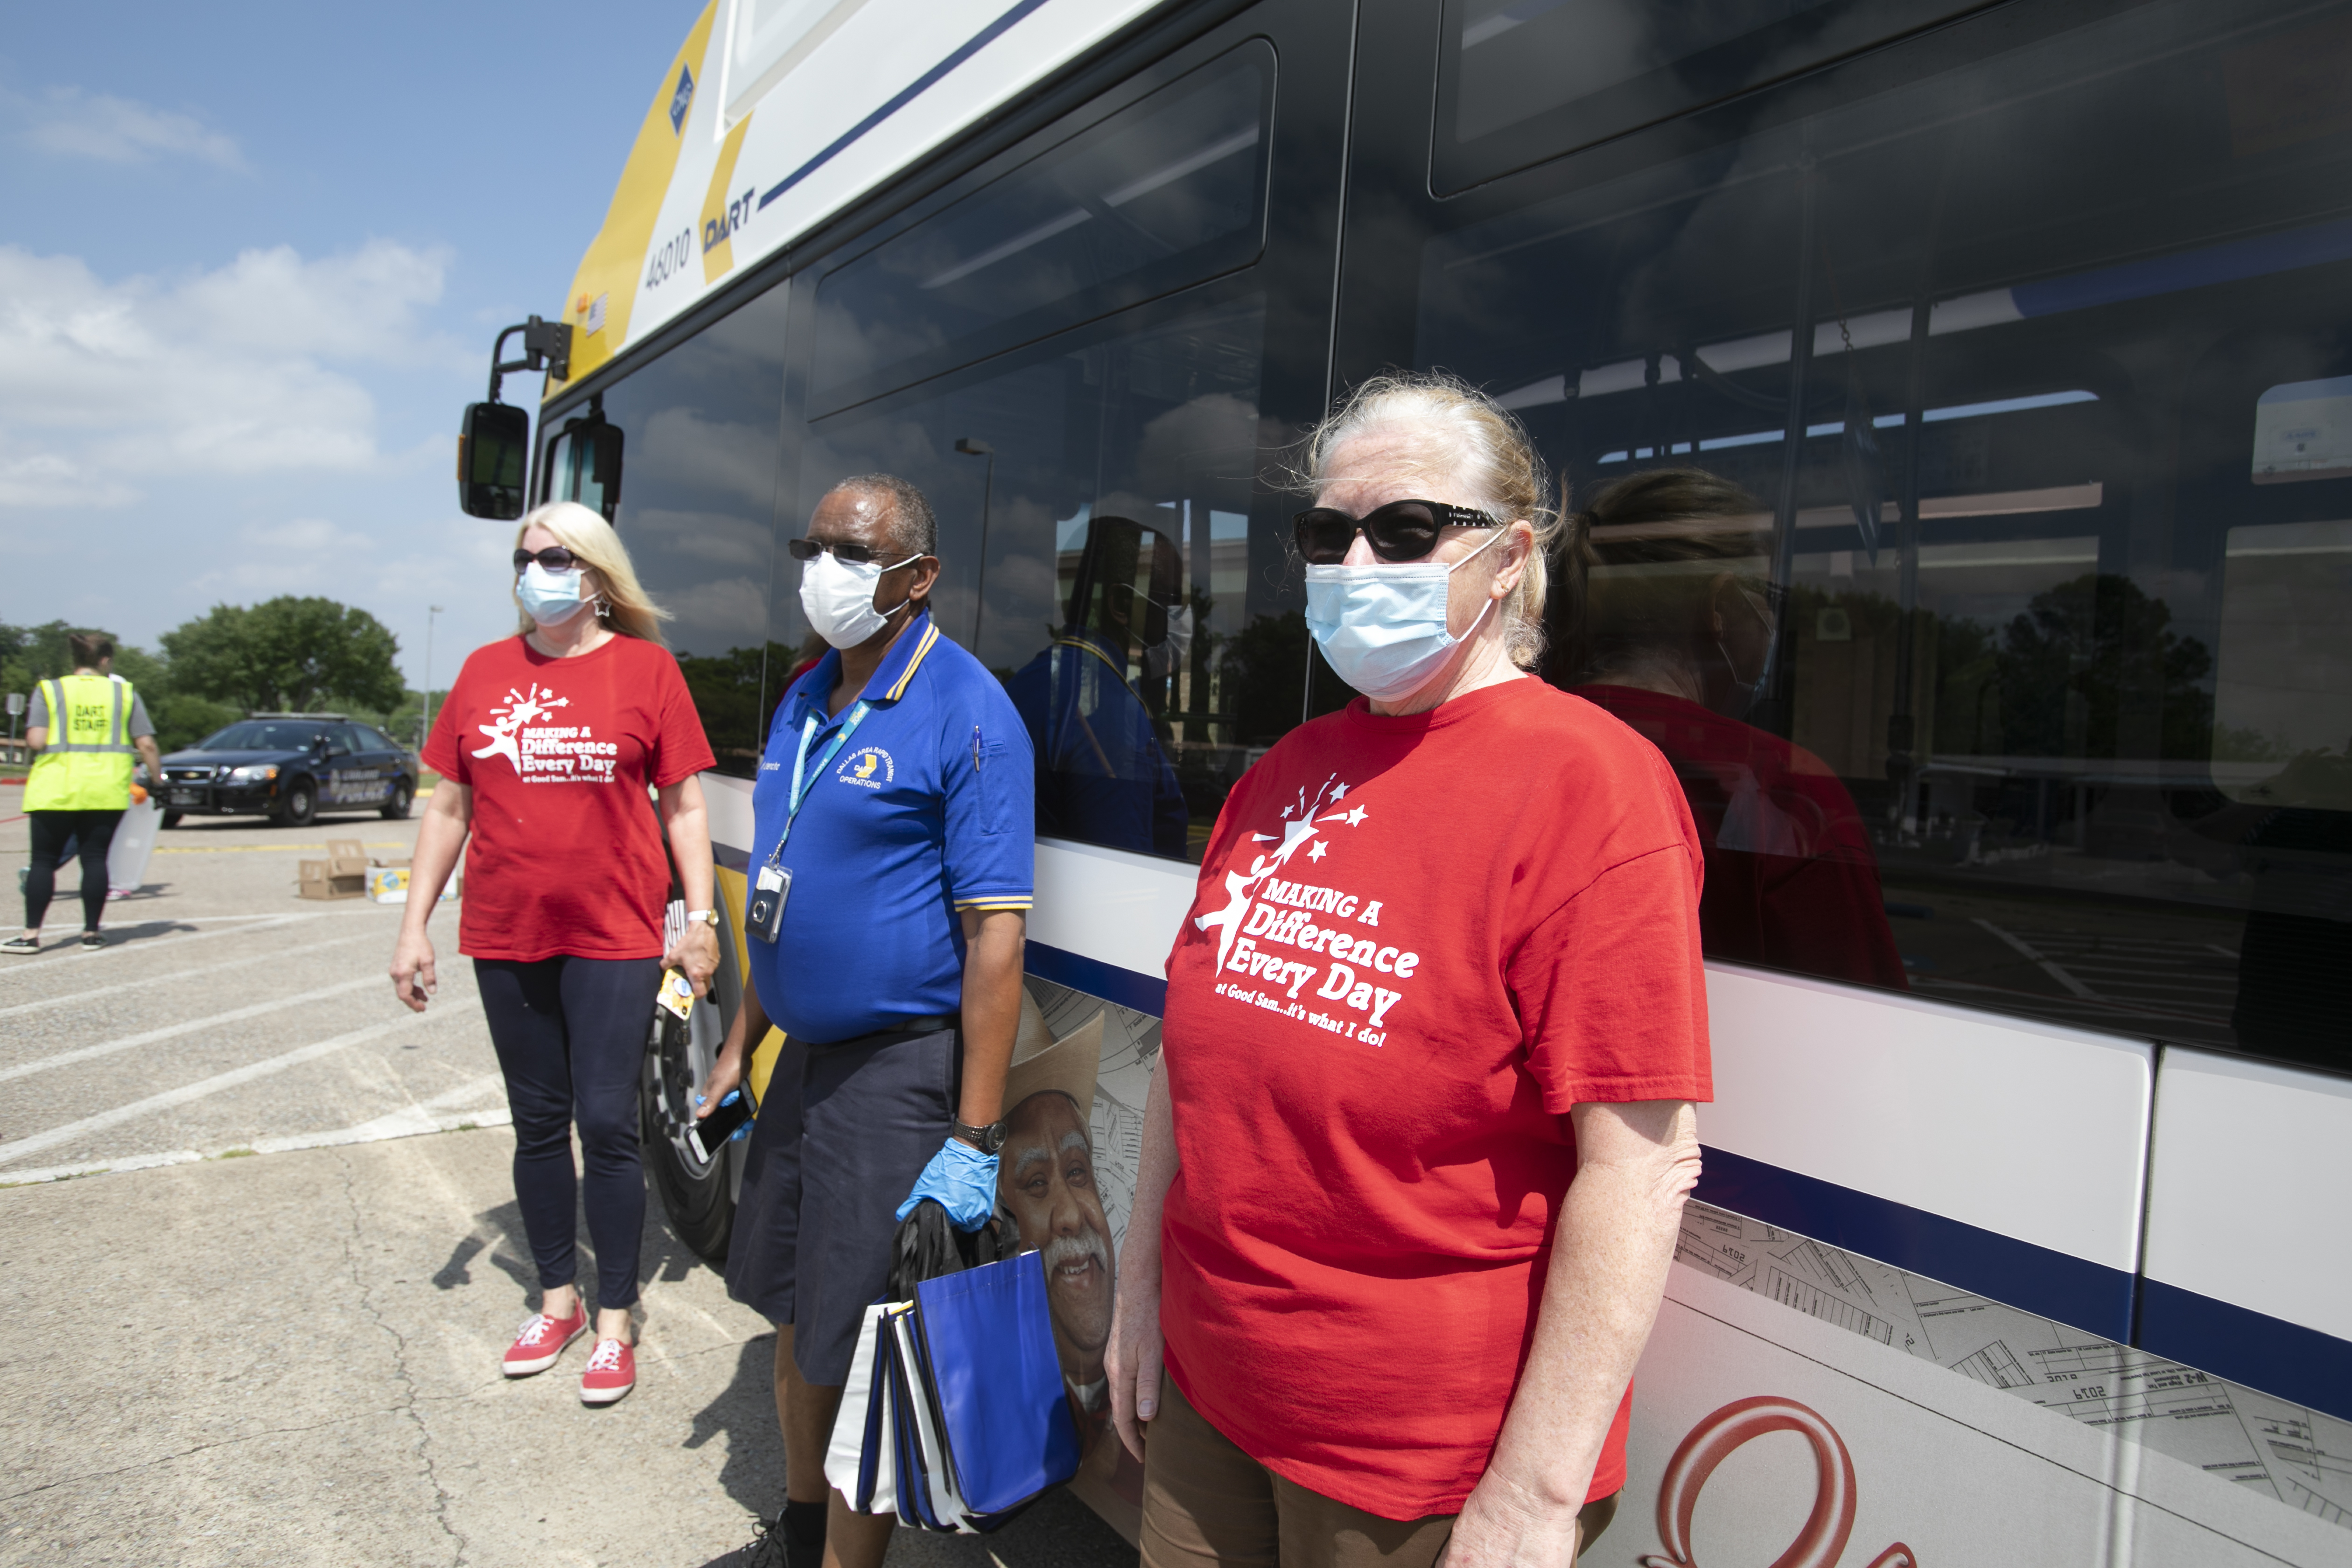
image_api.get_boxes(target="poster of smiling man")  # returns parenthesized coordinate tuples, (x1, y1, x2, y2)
(996, 994, 1113, 1461)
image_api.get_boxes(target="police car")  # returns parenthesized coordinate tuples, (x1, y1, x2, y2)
(158, 713, 418, 828)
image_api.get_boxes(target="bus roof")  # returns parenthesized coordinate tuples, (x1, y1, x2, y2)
(548, 0, 1168, 396)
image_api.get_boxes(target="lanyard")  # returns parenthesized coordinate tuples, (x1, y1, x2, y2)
(767, 699, 871, 866)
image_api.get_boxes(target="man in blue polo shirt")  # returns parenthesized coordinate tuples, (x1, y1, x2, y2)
(700, 473, 1032, 1568)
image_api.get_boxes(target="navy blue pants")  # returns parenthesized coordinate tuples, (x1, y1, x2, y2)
(475, 955, 660, 1309)
(725, 1023, 958, 1385)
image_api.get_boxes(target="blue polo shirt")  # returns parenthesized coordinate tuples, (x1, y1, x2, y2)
(749, 611, 1034, 1044)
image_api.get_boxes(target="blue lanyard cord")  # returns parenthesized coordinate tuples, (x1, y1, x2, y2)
(769, 699, 870, 865)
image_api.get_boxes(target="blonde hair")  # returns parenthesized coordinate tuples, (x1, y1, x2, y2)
(513, 501, 671, 646)
(1300, 373, 1562, 668)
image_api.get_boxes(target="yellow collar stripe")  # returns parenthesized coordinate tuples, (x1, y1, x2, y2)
(884, 619, 940, 702)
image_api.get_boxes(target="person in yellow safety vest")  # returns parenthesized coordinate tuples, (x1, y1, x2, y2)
(7, 633, 163, 955)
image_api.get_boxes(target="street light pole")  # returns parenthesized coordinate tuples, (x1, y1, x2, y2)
(420, 605, 444, 751)
(954, 437, 994, 652)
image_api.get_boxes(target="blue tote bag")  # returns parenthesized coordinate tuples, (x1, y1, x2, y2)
(910, 1248, 1081, 1519)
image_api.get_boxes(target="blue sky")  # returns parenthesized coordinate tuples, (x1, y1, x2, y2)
(0, 2, 703, 689)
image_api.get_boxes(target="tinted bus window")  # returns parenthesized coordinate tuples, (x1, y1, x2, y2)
(1392, 0, 2352, 1071)
(794, 295, 1270, 862)
(811, 42, 1273, 414)
(1432, 0, 1980, 191)
(545, 282, 790, 777)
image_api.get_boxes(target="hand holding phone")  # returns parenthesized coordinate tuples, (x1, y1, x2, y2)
(686, 1088, 751, 1162)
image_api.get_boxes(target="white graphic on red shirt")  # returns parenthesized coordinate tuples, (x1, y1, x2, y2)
(471, 682, 619, 784)
(1192, 773, 1412, 1043)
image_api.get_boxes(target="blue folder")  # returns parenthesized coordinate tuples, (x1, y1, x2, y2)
(911, 1248, 1081, 1519)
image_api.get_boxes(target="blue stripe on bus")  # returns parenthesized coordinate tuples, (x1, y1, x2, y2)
(2138, 1279, 2352, 1425)
(1695, 1145, 2138, 1344)
(2012, 214, 2352, 318)
(758, 0, 1055, 213)
(1026, 940, 1168, 1016)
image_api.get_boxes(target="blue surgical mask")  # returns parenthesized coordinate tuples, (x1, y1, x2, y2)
(1303, 529, 1504, 702)
(517, 561, 589, 626)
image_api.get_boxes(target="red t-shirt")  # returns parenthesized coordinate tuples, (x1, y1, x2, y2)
(1158, 679, 1712, 1520)
(422, 635, 715, 962)
(1573, 686, 1907, 990)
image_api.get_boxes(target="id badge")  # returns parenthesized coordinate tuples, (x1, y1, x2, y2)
(747, 864, 791, 943)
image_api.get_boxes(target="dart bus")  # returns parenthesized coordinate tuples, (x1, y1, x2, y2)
(457, 0, 2352, 1556)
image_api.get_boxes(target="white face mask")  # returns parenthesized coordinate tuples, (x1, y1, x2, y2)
(799, 548, 920, 649)
(517, 561, 589, 626)
(1303, 528, 1505, 702)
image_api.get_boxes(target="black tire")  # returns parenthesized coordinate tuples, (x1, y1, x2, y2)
(273, 778, 317, 828)
(160, 811, 183, 829)
(381, 779, 413, 820)
(641, 995, 735, 1262)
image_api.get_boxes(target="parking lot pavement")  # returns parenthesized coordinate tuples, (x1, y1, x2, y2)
(0, 809, 1138, 1567)
(0, 810, 501, 1182)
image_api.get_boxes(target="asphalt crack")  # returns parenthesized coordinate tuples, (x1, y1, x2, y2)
(0, 1408, 385, 1505)
(334, 1145, 470, 1566)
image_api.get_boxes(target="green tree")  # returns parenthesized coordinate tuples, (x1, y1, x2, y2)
(1997, 573, 2214, 761)
(161, 597, 405, 715)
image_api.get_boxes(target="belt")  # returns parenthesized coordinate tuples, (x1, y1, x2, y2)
(806, 1014, 960, 1050)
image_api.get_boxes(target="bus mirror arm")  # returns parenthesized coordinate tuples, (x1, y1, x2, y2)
(485, 315, 574, 405)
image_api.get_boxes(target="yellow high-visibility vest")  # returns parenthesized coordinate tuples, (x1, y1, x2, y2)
(23, 675, 138, 812)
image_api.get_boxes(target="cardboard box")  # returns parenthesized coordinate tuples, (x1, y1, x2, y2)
(298, 861, 364, 900)
(297, 839, 373, 900)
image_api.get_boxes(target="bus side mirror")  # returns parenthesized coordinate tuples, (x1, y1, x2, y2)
(458, 402, 531, 519)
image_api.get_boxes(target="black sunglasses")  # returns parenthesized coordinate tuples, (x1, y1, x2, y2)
(1292, 499, 1501, 564)
(513, 546, 580, 572)
(787, 538, 925, 566)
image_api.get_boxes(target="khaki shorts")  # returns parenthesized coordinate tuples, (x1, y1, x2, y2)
(1139, 1376, 1618, 1568)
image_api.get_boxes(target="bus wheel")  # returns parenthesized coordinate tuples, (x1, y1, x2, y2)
(640, 992, 735, 1263)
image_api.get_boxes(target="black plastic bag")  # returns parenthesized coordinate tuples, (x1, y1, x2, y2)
(886, 1198, 1008, 1301)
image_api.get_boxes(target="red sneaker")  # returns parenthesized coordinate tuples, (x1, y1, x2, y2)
(580, 1337, 635, 1405)
(502, 1306, 587, 1377)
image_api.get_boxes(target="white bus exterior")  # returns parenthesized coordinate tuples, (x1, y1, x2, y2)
(499, 2, 2352, 1560)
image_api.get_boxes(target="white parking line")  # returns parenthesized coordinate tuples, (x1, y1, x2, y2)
(0, 1070, 510, 1187)
(0, 931, 384, 1022)
(0, 973, 393, 1084)
(0, 914, 319, 978)
(0, 1002, 481, 1168)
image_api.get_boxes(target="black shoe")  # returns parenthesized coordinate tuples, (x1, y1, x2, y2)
(1, 936, 37, 955)
(705, 1515, 790, 1568)
(79, 931, 104, 951)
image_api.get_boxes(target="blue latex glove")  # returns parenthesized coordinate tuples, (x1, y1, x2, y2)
(896, 1137, 999, 1232)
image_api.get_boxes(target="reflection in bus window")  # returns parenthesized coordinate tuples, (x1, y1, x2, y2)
(797, 300, 1268, 861)
(812, 43, 1271, 409)
(563, 282, 789, 777)
(1556, 469, 1905, 988)
(1007, 514, 1190, 858)
(1397, 0, 2352, 1069)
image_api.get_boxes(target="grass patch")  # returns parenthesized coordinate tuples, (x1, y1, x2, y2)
(217, 1147, 257, 1159)
(455, 1121, 477, 1132)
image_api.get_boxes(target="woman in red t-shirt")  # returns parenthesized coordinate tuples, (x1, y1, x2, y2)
(1107, 377, 1712, 1568)
(390, 501, 719, 1408)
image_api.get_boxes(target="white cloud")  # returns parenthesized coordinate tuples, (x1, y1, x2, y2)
(13, 86, 245, 169)
(0, 240, 463, 498)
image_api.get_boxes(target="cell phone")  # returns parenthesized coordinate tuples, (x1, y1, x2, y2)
(685, 1089, 751, 1162)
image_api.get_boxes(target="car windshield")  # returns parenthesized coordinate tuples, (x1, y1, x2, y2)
(193, 722, 329, 752)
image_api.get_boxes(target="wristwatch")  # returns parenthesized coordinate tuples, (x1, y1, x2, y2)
(682, 909, 721, 928)
(952, 1117, 1007, 1155)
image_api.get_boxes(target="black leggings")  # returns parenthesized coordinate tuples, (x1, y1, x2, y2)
(475, 955, 660, 1310)
(25, 809, 123, 932)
